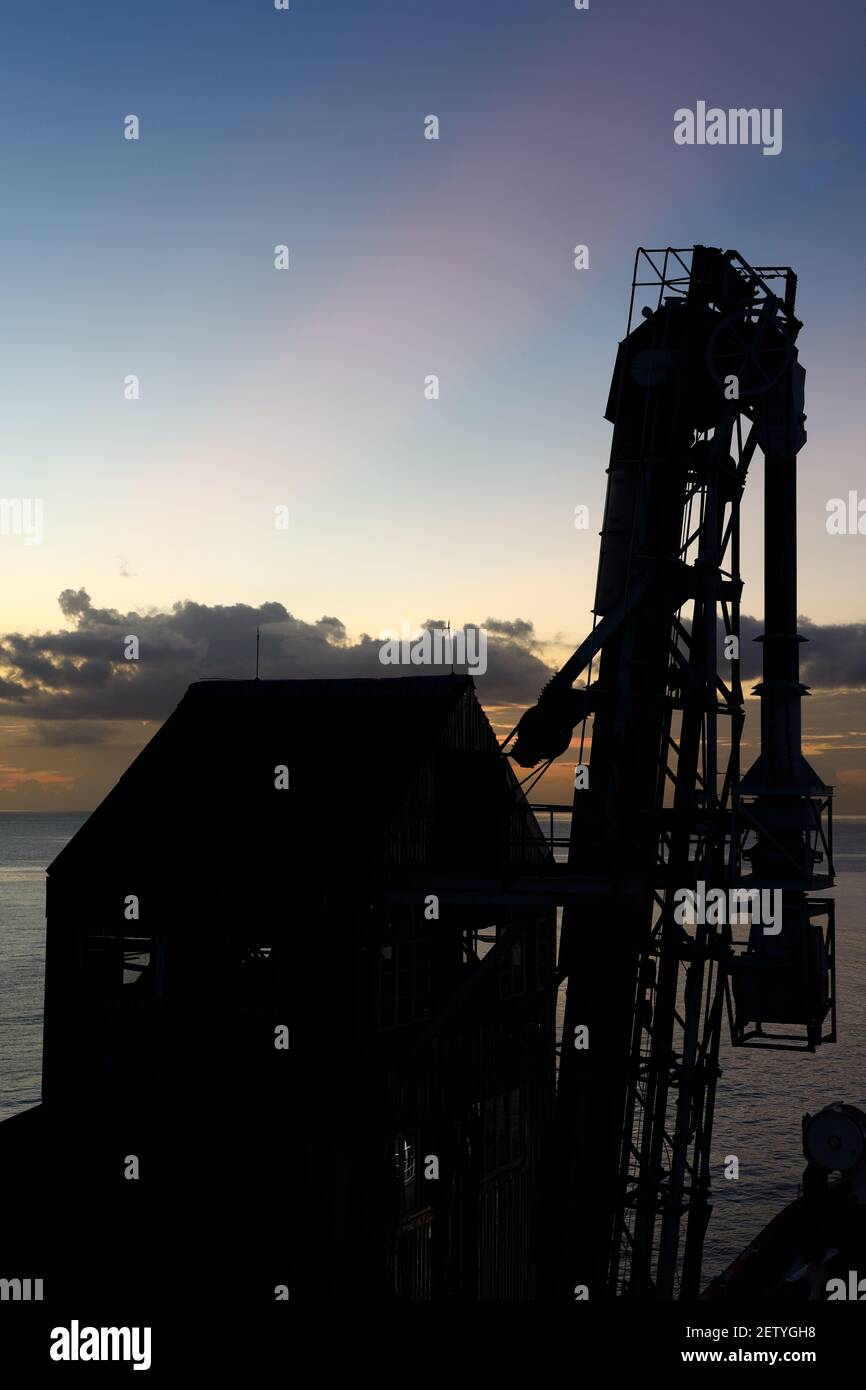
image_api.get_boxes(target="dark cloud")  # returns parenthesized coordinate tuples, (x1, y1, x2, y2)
(0, 591, 554, 737)
(4, 594, 860, 747)
(482, 617, 538, 646)
(732, 616, 866, 686)
(58, 588, 93, 619)
(794, 618, 866, 689)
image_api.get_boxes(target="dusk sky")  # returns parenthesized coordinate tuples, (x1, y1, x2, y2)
(1, 0, 865, 810)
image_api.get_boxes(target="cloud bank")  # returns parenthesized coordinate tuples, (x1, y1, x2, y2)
(1, 592, 863, 746)
(0, 590, 553, 739)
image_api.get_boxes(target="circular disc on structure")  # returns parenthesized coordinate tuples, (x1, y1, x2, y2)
(705, 312, 793, 397)
(803, 1105, 866, 1173)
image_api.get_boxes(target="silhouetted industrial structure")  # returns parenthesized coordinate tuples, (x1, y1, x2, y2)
(509, 245, 835, 1300)
(0, 247, 840, 1307)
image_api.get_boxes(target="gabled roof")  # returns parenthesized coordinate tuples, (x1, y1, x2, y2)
(49, 674, 476, 877)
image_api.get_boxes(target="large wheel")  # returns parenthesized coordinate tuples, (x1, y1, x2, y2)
(706, 311, 793, 398)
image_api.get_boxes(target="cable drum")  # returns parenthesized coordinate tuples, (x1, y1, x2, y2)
(706, 311, 794, 398)
(803, 1103, 866, 1174)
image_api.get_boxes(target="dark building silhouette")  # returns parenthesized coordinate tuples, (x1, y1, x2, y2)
(1, 675, 556, 1305)
(3, 246, 836, 1315)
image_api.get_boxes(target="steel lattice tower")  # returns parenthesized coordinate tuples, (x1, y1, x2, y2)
(509, 246, 835, 1299)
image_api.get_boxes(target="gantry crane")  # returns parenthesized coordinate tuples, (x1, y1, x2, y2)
(505, 246, 836, 1299)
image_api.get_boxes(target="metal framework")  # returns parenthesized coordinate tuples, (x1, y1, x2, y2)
(504, 246, 835, 1301)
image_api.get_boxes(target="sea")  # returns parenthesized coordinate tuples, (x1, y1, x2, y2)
(1, 809, 864, 1284)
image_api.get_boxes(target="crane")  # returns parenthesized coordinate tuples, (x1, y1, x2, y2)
(504, 246, 836, 1299)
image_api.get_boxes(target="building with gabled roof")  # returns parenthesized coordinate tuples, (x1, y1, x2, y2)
(3, 675, 557, 1304)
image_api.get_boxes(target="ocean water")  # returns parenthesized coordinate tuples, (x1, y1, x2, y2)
(706, 819, 866, 1276)
(0, 812, 87, 1119)
(0, 810, 863, 1285)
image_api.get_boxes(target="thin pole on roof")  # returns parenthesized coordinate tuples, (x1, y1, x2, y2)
(255, 626, 260, 680)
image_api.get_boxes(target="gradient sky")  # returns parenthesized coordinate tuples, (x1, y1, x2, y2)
(1, 0, 865, 809)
